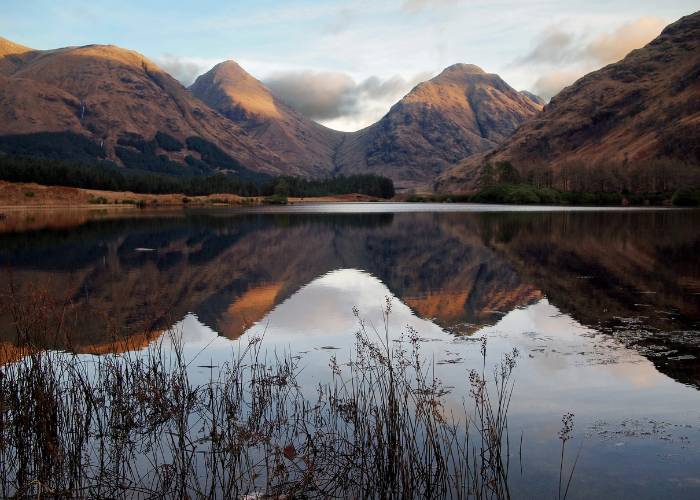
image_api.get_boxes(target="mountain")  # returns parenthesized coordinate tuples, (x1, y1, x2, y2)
(333, 64, 543, 188)
(437, 11, 700, 193)
(519, 90, 545, 106)
(0, 36, 542, 186)
(191, 61, 542, 187)
(0, 40, 287, 178)
(190, 61, 344, 177)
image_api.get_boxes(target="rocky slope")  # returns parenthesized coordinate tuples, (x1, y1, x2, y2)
(0, 40, 286, 177)
(335, 64, 543, 188)
(437, 11, 700, 193)
(190, 61, 344, 177)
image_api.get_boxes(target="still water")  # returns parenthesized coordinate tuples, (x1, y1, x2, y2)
(1, 204, 699, 498)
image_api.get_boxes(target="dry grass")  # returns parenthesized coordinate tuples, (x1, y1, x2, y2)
(0, 180, 255, 208)
(0, 285, 578, 498)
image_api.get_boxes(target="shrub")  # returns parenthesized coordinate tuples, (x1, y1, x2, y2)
(672, 188, 700, 206)
(472, 184, 560, 205)
(116, 132, 156, 155)
(264, 194, 288, 205)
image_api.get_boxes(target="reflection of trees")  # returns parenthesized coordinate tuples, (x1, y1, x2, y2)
(479, 210, 700, 387)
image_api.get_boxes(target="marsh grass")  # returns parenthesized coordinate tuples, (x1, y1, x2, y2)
(0, 291, 576, 498)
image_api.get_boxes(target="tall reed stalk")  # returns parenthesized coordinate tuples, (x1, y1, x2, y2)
(0, 290, 576, 498)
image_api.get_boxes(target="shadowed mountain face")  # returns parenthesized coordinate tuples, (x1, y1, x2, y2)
(0, 208, 698, 387)
(437, 11, 700, 193)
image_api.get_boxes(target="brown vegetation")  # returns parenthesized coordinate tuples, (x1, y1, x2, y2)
(0, 295, 546, 498)
(0, 180, 252, 207)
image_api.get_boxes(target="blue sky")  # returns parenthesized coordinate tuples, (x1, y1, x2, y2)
(2, 0, 697, 130)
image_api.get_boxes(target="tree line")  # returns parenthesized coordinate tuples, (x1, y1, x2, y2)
(482, 160, 700, 194)
(0, 154, 395, 199)
(475, 160, 700, 206)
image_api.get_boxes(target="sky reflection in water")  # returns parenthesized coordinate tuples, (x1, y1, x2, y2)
(1, 206, 699, 498)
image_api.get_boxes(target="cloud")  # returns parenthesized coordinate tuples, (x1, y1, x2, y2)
(264, 70, 431, 130)
(517, 29, 577, 65)
(531, 70, 584, 101)
(264, 71, 357, 121)
(402, 0, 460, 13)
(584, 16, 665, 64)
(518, 16, 666, 100)
(154, 54, 214, 86)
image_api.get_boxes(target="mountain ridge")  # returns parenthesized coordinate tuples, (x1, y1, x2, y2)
(333, 63, 543, 187)
(0, 42, 288, 177)
(189, 59, 543, 187)
(436, 10, 700, 193)
(0, 36, 542, 186)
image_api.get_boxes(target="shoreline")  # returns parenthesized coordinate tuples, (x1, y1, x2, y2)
(0, 181, 695, 212)
(0, 180, 382, 209)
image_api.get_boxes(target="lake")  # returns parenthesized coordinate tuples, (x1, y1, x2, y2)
(1, 203, 699, 498)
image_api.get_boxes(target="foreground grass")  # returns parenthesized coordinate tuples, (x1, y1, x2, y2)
(0, 298, 577, 498)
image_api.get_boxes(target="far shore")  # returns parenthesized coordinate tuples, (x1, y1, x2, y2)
(0, 180, 383, 210)
(2, 180, 694, 214)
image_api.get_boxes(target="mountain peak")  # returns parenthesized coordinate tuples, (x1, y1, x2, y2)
(333, 62, 542, 188)
(208, 60, 249, 79)
(434, 63, 486, 82)
(190, 60, 344, 177)
(65, 44, 161, 71)
(442, 63, 486, 74)
(191, 59, 281, 120)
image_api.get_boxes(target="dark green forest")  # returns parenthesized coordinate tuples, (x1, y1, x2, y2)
(0, 131, 395, 199)
(0, 154, 395, 199)
(472, 160, 700, 206)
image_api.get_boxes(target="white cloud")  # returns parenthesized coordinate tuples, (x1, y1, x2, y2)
(154, 54, 218, 86)
(264, 70, 431, 131)
(531, 70, 585, 101)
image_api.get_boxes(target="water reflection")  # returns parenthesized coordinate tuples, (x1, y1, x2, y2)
(1, 207, 698, 385)
(1, 205, 700, 498)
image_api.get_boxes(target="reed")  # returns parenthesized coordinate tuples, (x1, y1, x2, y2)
(0, 293, 575, 498)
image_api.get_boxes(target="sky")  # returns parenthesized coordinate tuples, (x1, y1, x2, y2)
(1, 0, 697, 131)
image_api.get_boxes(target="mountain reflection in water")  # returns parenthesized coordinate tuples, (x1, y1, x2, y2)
(1, 207, 698, 385)
(1, 205, 700, 498)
